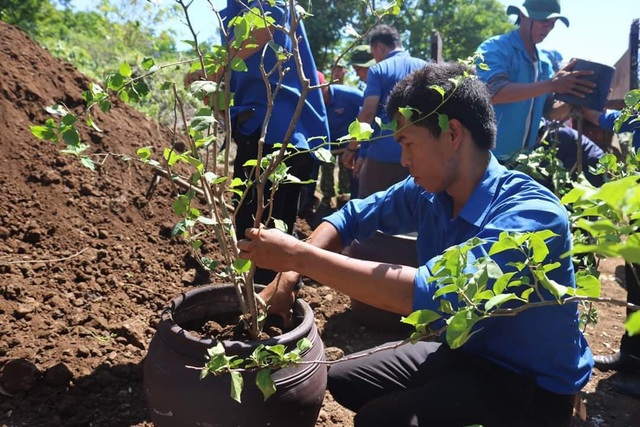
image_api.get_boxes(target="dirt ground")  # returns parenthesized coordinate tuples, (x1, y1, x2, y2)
(1, 21, 640, 426)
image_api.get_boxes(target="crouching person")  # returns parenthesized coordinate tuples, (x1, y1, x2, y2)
(238, 62, 593, 427)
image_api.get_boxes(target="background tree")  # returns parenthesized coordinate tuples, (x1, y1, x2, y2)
(305, 0, 513, 69)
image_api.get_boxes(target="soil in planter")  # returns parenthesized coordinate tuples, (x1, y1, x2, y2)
(183, 311, 286, 341)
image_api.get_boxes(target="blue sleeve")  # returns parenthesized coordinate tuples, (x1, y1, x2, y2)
(413, 193, 573, 313)
(363, 64, 382, 100)
(324, 177, 420, 246)
(599, 110, 640, 134)
(475, 36, 512, 94)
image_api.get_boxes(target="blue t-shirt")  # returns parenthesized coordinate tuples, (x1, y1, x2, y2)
(326, 84, 363, 149)
(324, 154, 593, 395)
(361, 50, 428, 162)
(223, 1, 329, 149)
(599, 110, 640, 150)
(476, 30, 555, 161)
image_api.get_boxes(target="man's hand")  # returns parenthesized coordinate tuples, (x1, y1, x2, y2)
(551, 59, 597, 97)
(258, 271, 301, 327)
(237, 227, 301, 272)
(183, 69, 206, 88)
(353, 157, 365, 178)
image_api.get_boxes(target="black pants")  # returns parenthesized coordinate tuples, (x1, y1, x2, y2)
(328, 342, 575, 427)
(233, 131, 314, 284)
(621, 263, 640, 356)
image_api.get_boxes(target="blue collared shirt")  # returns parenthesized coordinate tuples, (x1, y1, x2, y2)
(326, 84, 364, 148)
(360, 50, 428, 162)
(324, 154, 593, 395)
(476, 30, 555, 161)
(599, 110, 640, 150)
(223, 1, 329, 150)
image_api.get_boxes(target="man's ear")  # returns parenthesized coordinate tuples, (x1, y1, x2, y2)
(448, 119, 464, 150)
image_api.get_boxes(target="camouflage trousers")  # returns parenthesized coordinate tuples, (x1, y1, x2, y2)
(319, 153, 351, 204)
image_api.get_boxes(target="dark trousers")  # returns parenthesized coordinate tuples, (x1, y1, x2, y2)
(233, 131, 314, 284)
(328, 342, 575, 427)
(622, 263, 640, 355)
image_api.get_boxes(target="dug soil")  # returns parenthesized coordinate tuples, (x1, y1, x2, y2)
(1, 21, 639, 426)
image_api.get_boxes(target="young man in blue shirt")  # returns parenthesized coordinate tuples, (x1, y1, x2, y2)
(239, 62, 593, 426)
(582, 105, 640, 395)
(475, 0, 603, 174)
(342, 24, 427, 198)
(319, 72, 364, 206)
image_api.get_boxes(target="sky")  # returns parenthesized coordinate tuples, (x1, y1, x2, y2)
(70, 0, 640, 67)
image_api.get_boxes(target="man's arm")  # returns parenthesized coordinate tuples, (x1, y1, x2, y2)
(242, 223, 416, 315)
(491, 60, 596, 105)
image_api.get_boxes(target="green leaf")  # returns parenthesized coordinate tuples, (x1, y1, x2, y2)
(575, 272, 601, 298)
(80, 156, 95, 171)
(61, 114, 77, 126)
(141, 57, 155, 71)
(429, 85, 445, 98)
(347, 120, 373, 141)
(401, 309, 442, 327)
(313, 147, 332, 163)
(233, 258, 252, 274)
(273, 218, 288, 232)
(528, 233, 550, 263)
(437, 114, 449, 133)
(137, 146, 152, 162)
(256, 369, 276, 401)
(61, 127, 80, 146)
(230, 371, 244, 403)
(296, 337, 311, 352)
(446, 309, 480, 349)
(86, 116, 102, 132)
(488, 234, 519, 255)
(230, 57, 247, 72)
(172, 195, 190, 216)
(106, 73, 125, 91)
(433, 284, 459, 298)
(493, 272, 516, 295)
(164, 148, 182, 166)
(98, 98, 111, 113)
(119, 62, 132, 78)
(485, 293, 519, 311)
(626, 311, 640, 336)
(30, 124, 57, 141)
(197, 216, 217, 226)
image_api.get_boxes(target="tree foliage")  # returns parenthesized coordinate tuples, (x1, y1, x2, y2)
(304, 0, 513, 69)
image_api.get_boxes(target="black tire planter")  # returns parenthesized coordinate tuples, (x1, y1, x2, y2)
(344, 231, 418, 333)
(143, 284, 327, 427)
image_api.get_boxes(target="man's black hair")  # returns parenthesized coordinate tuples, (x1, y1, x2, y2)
(368, 24, 401, 49)
(386, 62, 496, 150)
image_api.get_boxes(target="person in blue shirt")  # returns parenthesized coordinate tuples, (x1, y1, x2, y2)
(475, 0, 600, 167)
(186, 0, 329, 283)
(342, 24, 427, 198)
(239, 62, 593, 426)
(582, 107, 640, 151)
(581, 105, 640, 395)
(319, 73, 364, 206)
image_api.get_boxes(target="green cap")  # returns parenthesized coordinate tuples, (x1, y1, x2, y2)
(506, 0, 569, 27)
(349, 45, 376, 68)
(332, 57, 348, 68)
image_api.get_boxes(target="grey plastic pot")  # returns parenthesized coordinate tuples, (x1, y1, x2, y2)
(143, 284, 326, 427)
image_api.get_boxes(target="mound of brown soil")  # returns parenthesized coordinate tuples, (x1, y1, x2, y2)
(0, 21, 197, 425)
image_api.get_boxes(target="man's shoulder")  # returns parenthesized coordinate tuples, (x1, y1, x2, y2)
(332, 84, 364, 96)
(478, 31, 518, 52)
